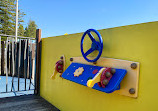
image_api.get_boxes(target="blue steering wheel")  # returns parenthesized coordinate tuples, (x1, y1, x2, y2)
(81, 29, 103, 62)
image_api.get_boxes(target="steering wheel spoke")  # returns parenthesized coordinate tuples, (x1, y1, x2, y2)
(85, 48, 95, 56)
(88, 32, 96, 42)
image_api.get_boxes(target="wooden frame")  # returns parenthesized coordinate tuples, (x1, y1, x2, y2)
(71, 57, 140, 98)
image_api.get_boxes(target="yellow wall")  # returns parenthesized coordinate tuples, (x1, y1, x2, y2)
(40, 21, 158, 111)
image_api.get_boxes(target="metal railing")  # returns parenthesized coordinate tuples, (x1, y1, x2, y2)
(0, 34, 36, 97)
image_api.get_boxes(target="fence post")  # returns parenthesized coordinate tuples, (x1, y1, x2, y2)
(35, 29, 41, 95)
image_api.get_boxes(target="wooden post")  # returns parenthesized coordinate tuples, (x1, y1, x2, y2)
(1, 41, 5, 76)
(35, 29, 41, 95)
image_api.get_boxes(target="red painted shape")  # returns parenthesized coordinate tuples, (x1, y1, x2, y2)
(92, 69, 98, 74)
(97, 82, 102, 87)
(100, 68, 112, 88)
(55, 60, 63, 72)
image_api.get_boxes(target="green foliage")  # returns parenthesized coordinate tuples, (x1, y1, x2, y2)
(24, 27, 28, 37)
(24, 20, 37, 38)
(18, 24, 24, 36)
(0, 0, 25, 35)
(0, 0, 37, 38)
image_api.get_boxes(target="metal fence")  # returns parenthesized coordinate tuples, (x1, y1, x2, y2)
(0, 34, 36, 97)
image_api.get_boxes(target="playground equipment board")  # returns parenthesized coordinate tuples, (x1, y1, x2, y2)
(41, 22, 158, 111)
(62, 62, 127, 93)
(69, 57, 140, 98)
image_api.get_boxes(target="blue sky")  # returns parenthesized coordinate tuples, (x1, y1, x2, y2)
(19, 0, 158, 38)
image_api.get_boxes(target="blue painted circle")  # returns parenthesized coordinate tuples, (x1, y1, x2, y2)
(81, 29, 103, 62)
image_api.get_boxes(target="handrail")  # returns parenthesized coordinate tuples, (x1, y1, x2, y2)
(0, 34, 36, 40)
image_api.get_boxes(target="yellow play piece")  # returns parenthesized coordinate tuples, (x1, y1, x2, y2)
(87, 68, 106, 88)
(51, 64, 57, 79)
(74, 67, 84, 77)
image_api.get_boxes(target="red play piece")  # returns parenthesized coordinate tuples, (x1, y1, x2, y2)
(92, 69, 98, 74)
(55, 60, 63, 72)
(100, 68, 112, 88)
(97, 82, 102, 87)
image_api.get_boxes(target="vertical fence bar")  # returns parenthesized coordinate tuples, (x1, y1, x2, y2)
(13, 41, 17, 95)
(1, 41, 5, 75)
(18, 39, 21, 91)
(24, 39, 28, 91)
(35, 29, 41, 95)
(10, 42, 12, 77)
(11, 38, 14, 91)
(5, 37, 8, 92)
(0, 36, 2, 74)
(7, 39, 10, 76)
(29, 39, 32, 90)
(27, 39, 29, 79)
(32, 41, 36, 89)
(11, 38, 15, 94)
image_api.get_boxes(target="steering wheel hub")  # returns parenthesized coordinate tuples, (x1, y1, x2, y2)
(91, 41, 99, 50)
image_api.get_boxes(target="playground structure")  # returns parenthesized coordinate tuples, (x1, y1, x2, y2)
(40, 21, 158, 111)
(0, 21, 158, 111)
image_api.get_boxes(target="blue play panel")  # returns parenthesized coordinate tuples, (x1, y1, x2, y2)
(62, 62, 127, 93)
